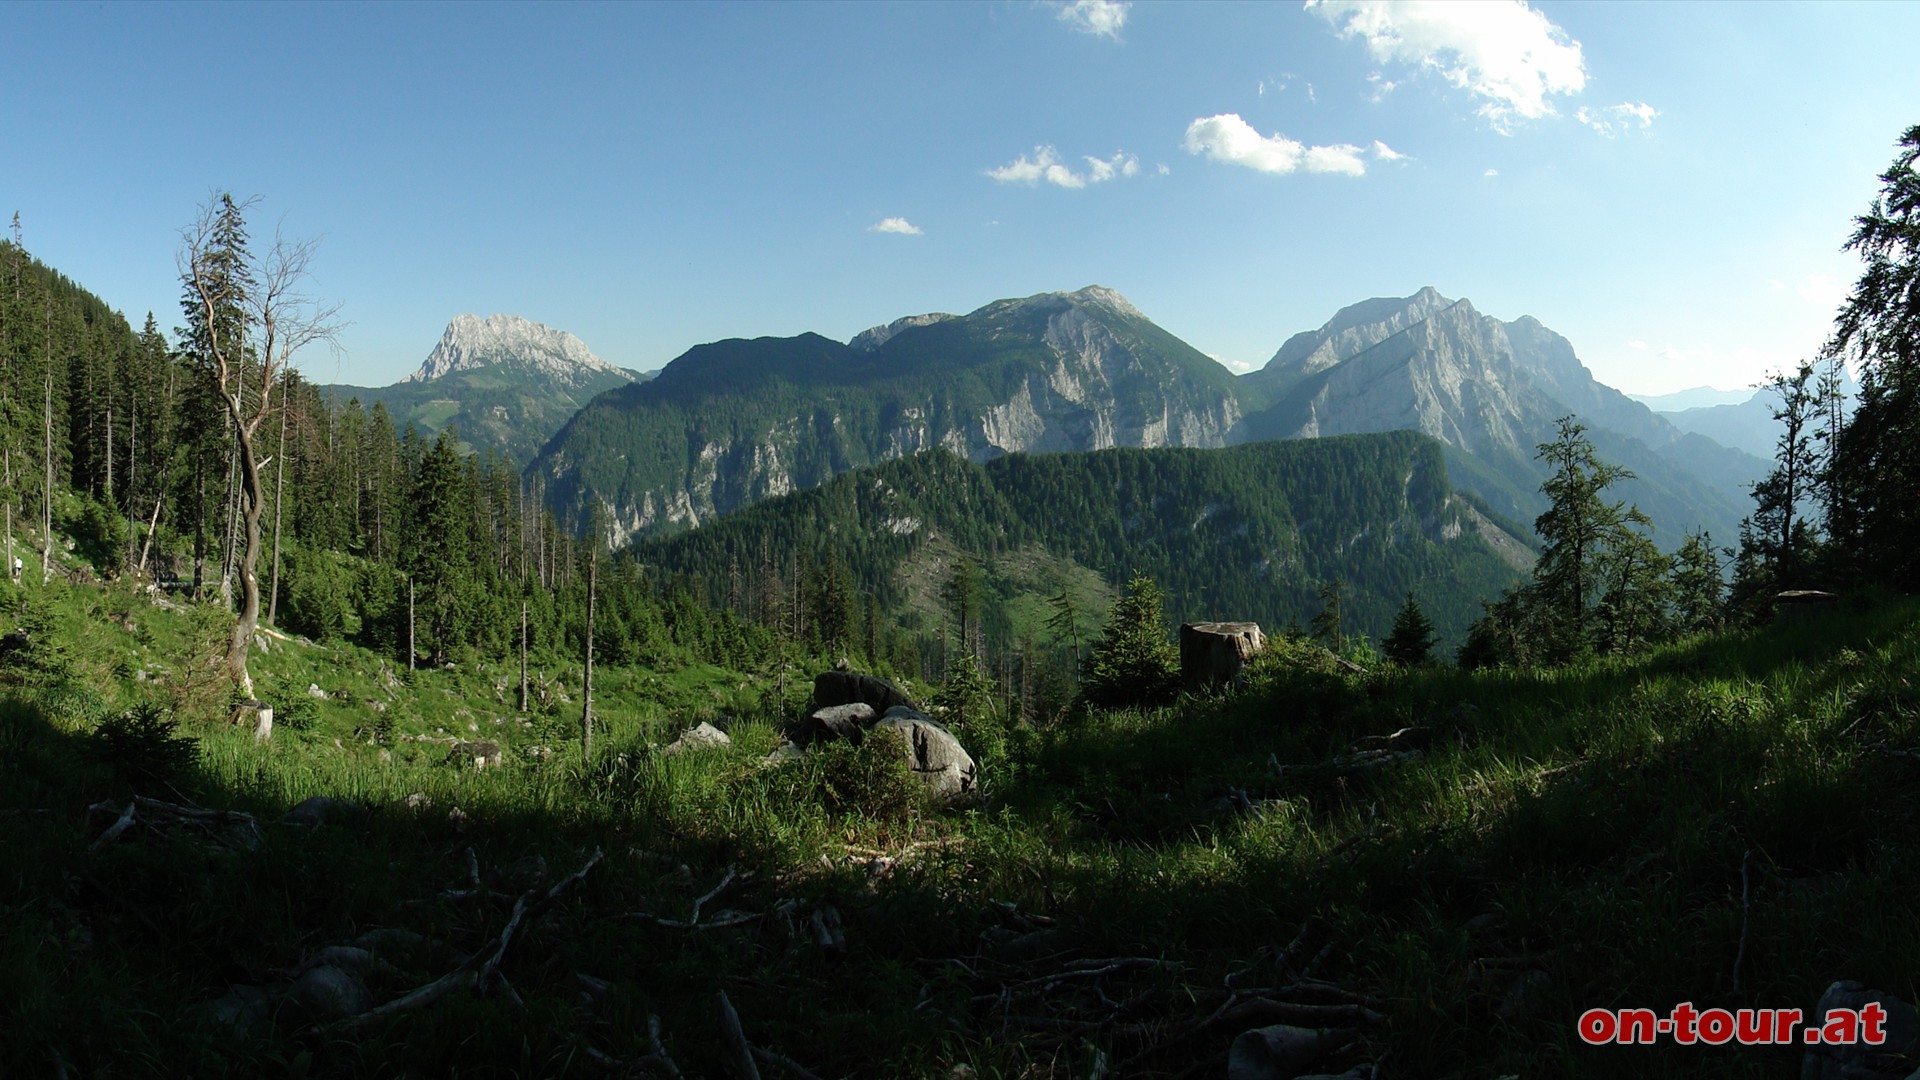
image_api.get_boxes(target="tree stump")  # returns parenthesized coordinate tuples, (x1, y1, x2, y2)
(1180, 622, 1265, 691)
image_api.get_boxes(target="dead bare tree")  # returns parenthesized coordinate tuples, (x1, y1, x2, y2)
(180, 196, 340, 695)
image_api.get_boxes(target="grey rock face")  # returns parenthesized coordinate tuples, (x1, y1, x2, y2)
(407, 313, 625, 387)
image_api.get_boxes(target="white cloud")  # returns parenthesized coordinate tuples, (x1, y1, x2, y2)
(1057, 0, 1129, 40)
(1797, 273, 1845, 309)
(1207, 353, 1261, 375)
(1183, 114, 1368, 177)
(1577, 101, 1660, 137)
(1627, 339, 1649, 351)
(1483, 168, 1499, 177)
(1366, 72, 1397, 102)
(868, 217, 922, 235)
(1156, 163, 1171, 175)
(1371, 140, 1406, 162)
(988, 145, 1138, 189)
(1307, 0, 1586, 133)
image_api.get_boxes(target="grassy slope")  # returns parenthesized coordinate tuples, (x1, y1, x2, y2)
(4, 576, 1918, 1078)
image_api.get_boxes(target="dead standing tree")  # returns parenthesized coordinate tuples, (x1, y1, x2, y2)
(181, 195, 340, 697)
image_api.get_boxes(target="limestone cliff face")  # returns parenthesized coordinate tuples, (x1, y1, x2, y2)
(536, 286, 1245, 544)
(1237, 289, 1767, 543)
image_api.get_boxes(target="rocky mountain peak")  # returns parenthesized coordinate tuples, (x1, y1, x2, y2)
(405, 313, 625, 385)
(850, 312, 955, 352)
(1262, 287, 1460, 379)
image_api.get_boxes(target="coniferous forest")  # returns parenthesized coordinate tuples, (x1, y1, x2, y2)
(3, 125, 1920, 1079)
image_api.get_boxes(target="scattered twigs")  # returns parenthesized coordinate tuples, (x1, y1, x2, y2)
(330, 847, 603, 1029)
(628, 863, 762, 931)
(716, 991, 764, 1080)
(1863, 740, 1920, 762)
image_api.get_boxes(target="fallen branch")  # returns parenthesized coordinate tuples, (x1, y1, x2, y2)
(750, 1045, 825, 1080)
(87, 796, 264, 852)
(88, 802, 138, 854)
(716, 991, 763, 1080)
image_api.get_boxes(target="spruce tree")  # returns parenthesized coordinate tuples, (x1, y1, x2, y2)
(1669, 531, 1726, 634)
(1532, 416, 1631, 659)
(1383, 591, 1438, 666)
(1081, 572, 1179, 708)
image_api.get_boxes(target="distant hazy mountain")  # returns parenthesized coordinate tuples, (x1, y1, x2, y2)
(1236, 289, 1769, 544)
(1655, 365, 1858, 461)
(1627, 386, 1754, 411)
(531, 285, 1246, 544)
(326, 313, 639, 466)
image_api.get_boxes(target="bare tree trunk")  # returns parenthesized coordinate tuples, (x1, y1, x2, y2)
(267, 371, 288, 624)
(408, 576, 416, 672)
(137, 496, 162, 581)
(519, 598, 529, 712)
(582, 549, 596, 767)
(223, 401, 266, 695)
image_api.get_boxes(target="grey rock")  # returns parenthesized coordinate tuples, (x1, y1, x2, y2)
(282, 795, 353, 828)
(306, 683, 329, 699)
(762, 740, 805, 767)
(1227, 1024, 1340, 1080)
(872, 710, 977, 802)
(1803, 981, 1920, 1080)
(806, 701, 877, 743)
(202, 984, 271, 1038)
(445, 740, 502, 769)
(811, 671, 916, 715)
(290, 964, 370, 1020)
(662, 721, 731, 756)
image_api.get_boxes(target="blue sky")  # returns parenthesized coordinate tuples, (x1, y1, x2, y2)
(4, 1, 1917, 394)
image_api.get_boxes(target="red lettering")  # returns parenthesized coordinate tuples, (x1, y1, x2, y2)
(1698, 1008, 1735, 1045)
(1862, 1002, 1888, 1045)
(1579, 1009, 1617, 1044)
(1823, 1009, 1860, 1045)
(1671, 1002, 1700, 1044)
(1735, 1009, 1770, 1045)
(1775, 1008, 1804, 1043)
(1618, 1008, 1658, 1044)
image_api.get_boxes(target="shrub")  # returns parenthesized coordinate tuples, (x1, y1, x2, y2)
(84, 702, 198, 783)
(809, 726, 920, 822)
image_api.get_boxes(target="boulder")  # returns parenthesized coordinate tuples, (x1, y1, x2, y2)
(289, 964, 370, 1021)
(202, 984, 271, 1038)
(804, 701, 877, 744)
(1802, 981, 1920, 1080)
(282, 795, 354, 828)
(1180, 622, 1266, 691)
(662, 721, 731, 757)
(811, 670, 917, 715)
(873, 707, 977, 802)
(1227, 1025, 1341, 1080)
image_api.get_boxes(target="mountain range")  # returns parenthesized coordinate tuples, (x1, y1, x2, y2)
(323, 313, 642, 465)
(526, 285, 1769, 548)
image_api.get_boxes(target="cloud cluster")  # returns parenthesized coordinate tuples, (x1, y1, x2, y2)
(868, 217, 922, 235)
(1307, 0, 1586, 132)
(987, 146, 1140, 189)
(1057, 0, 1129, 40)
(1576, 101, 1659, 137)
(1183, 114, 1398, 177)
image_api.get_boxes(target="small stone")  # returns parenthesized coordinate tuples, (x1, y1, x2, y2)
(403, 792, 432, 810)
(662, 722, 731, 756)
(306, 683, 328, 699)
(283, 795, 352, 828)
(202, 984, 271, 1038)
